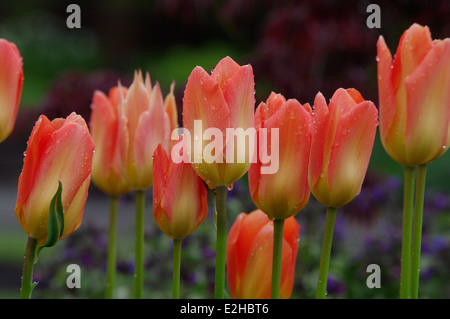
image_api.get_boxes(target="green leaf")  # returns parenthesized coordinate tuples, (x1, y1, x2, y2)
(36, 181, 64, 256)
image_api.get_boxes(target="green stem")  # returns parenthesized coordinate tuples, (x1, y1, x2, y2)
(20, 236, 37, 299)
(214, 185, 228, 299)
(400, 166, 416, 299)
(271, 219, 285, 299)
(172, 238, 182, 299)
(410, 164, 427, 299)
(105, 195, 118, 299)
(134, 190, 145, 299)
(316, 207, 337, 299)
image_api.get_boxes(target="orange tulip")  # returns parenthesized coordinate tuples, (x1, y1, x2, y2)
(0, 39, 24, 143)
(308, 88, 378, 208)
(90, 86, 131, 196)
(377, 23, 450, 166)
(15, 113, 95, 247)
(153, 140, 208, 239)
(248, 92, 312, 220)
(182, 56, 255, 189)
(118, 71, 173, 190)
(227, 209, 300, 299)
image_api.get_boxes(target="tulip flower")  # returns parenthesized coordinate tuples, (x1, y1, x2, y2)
(15, 112, 94, 298)
(249, 92, 312, 221)
(308, 88, 378, 209)
(89, 86, 132, 298)
(377, 23, 450, 299)
(182, 56, 255, 298)
(153, 142, 208, 240)
(182, 56, 255, 189)
(153, 141, 208, 298)
(308, 88, 378, 298)
(227, 209, 300, 299)
(0, 39, 24, 143)
(117, 70, 173, 298)
(377, 23, 450, 167)
(118, 70, 172, 191)
(90, 86, 131, 196)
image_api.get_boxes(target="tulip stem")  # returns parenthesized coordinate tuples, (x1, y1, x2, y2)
(172, 238, 182, 299)
(20, 236, 37, 299)
(134, 190, 145, 299)
(316, 206, 337, 299)
(214, 185, 228, 299)
(411, 164, 427, 299)
(105, 195, 118, 299)
(271, 219, 285, 299)
(400, 166, 416, 299)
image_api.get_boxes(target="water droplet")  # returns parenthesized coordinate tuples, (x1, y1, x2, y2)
(442, 145, 447, 149)
(375, 56, 380, 62)
(227, 184, 234, 191)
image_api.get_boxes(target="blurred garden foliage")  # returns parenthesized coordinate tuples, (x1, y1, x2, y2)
(0, 0, 449, 298)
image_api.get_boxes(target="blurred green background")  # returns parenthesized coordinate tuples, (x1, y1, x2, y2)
(0, 0, 449, 299)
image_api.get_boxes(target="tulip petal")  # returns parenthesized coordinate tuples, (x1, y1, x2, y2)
(182, 66, 230, 135)
(327, 101, 378, 206)
(212, 56, 240, 91)
(0, 39, 23, 143)
(377, 36, 397, 144)
(222, 64, 255, 129)
(404, 39, 450, 164)
(392, 24, 432, 93)
(60, 175, 91, 240)
(308, 92, 329, 190)
(152, 144, 170, 206)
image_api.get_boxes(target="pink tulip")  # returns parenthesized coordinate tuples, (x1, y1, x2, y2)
(249, 92, 312, 220)
(15, 113, 95, 247)
(377, 23, 450, 166)
(118, 71, 173, 190)
(90, 86, 131, 196)
(308, 88, 378, 208)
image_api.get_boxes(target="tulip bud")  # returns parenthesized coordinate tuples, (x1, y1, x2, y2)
(227, 209, 300, 299)
(153, 140, 208, 239)
(377, 23, 450, 166)
(182, 56, 255, 188)
(308, 88, 378, 208)
(0, 39, 24, 143)
(90, 86, 131, 196)
(15, 113, 95, 247)
(118, 71, 172, 190)
(249, 92, 312, 220)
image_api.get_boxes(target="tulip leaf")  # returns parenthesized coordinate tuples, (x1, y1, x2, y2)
(36, 181, 64, 257)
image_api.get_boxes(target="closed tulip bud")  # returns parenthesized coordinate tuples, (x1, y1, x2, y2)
(377, 23, 450, 166)
(308, 88, 378, 208)
(0, 39, 24, 143)
(153, 141, 208, 239)
(249, 92, 312, 220)
(227, 209, 300, 299)
(118, 71, 172, 190)
(182, 56, 255, 188)
(90, 86, 131, 196)
(15, 113, 95, 247)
